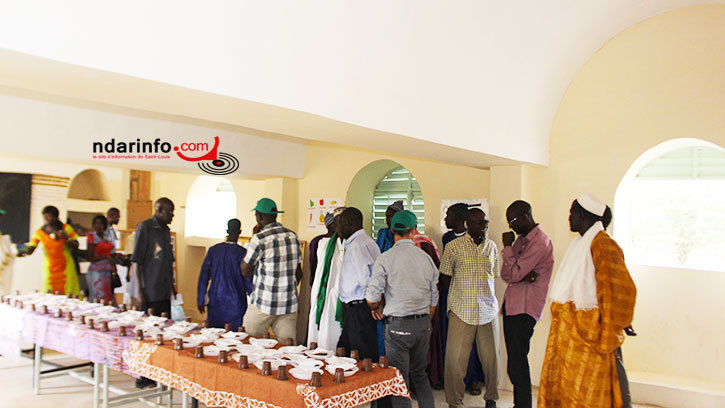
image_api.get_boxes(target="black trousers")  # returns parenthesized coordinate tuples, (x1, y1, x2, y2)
(144, 299, 171, 317)
(337, 301, 379, 361)
(616, 347, 632, 408)
(503, 304, 536, 408)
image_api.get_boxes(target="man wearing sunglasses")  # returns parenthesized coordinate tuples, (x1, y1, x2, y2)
(501, 200, 554, 408)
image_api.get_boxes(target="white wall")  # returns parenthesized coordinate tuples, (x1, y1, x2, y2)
(491, 6, 725, 399)
(0, 93, 307, 178)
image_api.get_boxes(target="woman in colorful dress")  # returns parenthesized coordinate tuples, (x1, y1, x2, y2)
(24, 206, 81, 296)
(86, 214, 117, 303)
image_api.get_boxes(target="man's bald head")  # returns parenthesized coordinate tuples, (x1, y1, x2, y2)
(106, 207, 120, 226)
(154, 197, 175, 225)
(466, 208, 489, 241)
(507, 200, 531, 218)
(506, 200, 536, 235)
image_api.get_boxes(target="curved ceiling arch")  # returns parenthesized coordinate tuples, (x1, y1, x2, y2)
(0, 2, 719, 166)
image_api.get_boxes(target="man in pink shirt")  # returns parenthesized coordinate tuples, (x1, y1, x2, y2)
(501, 200, 554, 408)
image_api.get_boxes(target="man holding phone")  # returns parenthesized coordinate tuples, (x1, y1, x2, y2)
(500, 200, 554, 408)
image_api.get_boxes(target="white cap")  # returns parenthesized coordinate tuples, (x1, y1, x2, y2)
(576, 193, 606, 217)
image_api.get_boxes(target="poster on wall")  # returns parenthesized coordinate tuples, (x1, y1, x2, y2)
(440, 198, 489, 232)
(307, 197, 344, 232)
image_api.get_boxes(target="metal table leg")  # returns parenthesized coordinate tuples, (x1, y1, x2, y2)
(33, 344, 42, 394)
(93, 363, 100, 408)
(156, 383, 162, 405)
(102, 364, 110, 408)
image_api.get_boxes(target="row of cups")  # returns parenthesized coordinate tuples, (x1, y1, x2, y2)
(158, 335, 390, 387)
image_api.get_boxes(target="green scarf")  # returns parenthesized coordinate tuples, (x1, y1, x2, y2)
(315, 233, 344, 327)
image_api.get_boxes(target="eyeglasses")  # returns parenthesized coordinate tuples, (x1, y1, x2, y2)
(507, 216, 520, 225)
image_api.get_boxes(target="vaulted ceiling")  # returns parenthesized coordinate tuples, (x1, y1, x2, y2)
(0, 1, 719, 167)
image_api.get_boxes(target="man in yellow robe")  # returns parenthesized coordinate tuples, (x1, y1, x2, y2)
(538, 193, 636, 408)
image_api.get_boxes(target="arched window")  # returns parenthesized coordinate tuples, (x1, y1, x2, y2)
(372, 167, 424, 239)
(68, 169, 111, 201)
(185, 176, 237, 239)
(616, 143, 725, 271)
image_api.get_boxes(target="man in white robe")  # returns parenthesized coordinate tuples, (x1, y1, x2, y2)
(307, 209, 345, 350)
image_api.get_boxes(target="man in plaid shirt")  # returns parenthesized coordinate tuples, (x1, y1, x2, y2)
(440, 208, 500, 408)
(242, 198, 302, 343)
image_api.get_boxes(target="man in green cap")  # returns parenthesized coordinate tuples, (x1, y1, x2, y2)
(366, 210, 439, 408)
(242, 198, 302, 342)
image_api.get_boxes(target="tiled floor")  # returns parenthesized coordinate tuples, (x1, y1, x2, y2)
(0, 351, 659, 408)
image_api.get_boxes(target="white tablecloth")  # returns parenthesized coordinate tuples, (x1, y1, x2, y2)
(0, 303, 28, 360)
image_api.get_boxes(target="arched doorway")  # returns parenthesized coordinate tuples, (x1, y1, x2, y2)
(345, 160, 425, 237)
(185, 176, 237, 239)
(67, 169, 111, 201)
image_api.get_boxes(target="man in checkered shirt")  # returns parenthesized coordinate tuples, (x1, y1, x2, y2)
(440, 208, 500, 408)
(242, 198, 302, 343)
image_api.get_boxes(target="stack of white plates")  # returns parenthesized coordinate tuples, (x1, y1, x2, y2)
(324, 363, 359, 377)
(248, 338, 278, 349)
(220, 331, 249, 340)
(252, 359, 290, 371)
(279, 345, 307, 355)
(305, 348, 334, 360)
(289, 366, 323, 380)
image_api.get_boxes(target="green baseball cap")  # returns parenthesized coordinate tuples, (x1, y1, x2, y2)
(252, 198, 284, 214)
(391, 210, 417, 231)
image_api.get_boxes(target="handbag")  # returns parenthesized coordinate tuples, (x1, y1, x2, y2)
(111, 270, 122, 289)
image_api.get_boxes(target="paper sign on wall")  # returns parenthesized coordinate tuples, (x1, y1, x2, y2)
(307, 197, 344, 232)
(440, 198, 490, 231)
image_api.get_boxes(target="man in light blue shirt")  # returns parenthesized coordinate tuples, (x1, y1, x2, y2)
(367, 210, 439, 408)
(336, 207, 381, 360)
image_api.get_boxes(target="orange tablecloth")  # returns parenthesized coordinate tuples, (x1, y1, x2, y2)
(124, 340, 409, 408)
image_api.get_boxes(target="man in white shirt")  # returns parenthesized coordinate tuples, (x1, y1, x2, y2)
(336, 207, 381, 360)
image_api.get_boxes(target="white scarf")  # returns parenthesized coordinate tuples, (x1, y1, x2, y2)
(307, 237, 344, 350)
(549, 221, 603, 310)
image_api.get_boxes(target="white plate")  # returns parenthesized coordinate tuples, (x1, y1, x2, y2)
(252, 359, 290, 371)
(200, 328, 226, 335)
(204, 346, 231, 356)
(289, 366, 323, 380)
(214, 338, 240, 347)
(221, 331, 249, 340)
(325, 361, 357, 372)
(325, 365, 359, 377)
(234, 344, 260, 354)
(282, 353, 309, 362)
(325, 356, 357, 366)
(258, 348, 283, 358)
(278, 345, 307, 354)
(290, 358, 323, 368)
(231, 352, 264, 364)
(248, 338, 278, 349)
(304, 348, 333, 360)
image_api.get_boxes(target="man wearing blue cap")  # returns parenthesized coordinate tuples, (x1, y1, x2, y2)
(367, 210, 439, 408)
(242, 198, 302, 342)
(376, 200, 404, 253)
